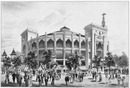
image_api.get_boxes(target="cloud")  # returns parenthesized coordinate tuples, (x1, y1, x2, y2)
(39, 12, 58, 27)
(2, 1, 32, 11)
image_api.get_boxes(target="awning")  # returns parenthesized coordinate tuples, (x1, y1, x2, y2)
(79, 66, 88, 70)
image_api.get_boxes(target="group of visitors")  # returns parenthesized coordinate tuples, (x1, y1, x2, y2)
(91, 71, 102, 82)
(91, 69, 126, 86)
(4, 69, 60, 87)
(64, 72, 84, 86)
(5, 71, 23, 86)
(36, 70, 57, 87)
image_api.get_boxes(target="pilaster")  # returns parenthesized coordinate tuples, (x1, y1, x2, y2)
(103, 32, 107, 57)
(45, 32, 47, 51)
(91, 29, 95, 68)
(53, 33, 56, 53)
(71, 32, 74, 53)
(63, 32, 66, 66)
(79, 33, 81, 54)
(94, 33, 96, 56)
(85, 36, 89, 68)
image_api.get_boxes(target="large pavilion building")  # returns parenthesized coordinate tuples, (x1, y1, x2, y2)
(21, 14, 109, 68)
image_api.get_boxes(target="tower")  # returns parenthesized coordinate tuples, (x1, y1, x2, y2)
(84, 13, 108, 69)
(20, 28, 38, 57)
(10, 48, 16, 59)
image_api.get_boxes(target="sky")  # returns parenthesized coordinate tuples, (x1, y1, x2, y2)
(1, 1, 129, 56)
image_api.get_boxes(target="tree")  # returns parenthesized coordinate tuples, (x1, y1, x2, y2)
(92, 55, 102, 72)
(66, 51, 83, 71)
(3, 57, 11, 71)
(66, 53, 74, 70)
(24, 51, 38, 69)
(12, 57, 22, 67)
(114, 52, 129, 68)
(41, 50, 52, 69)
(105, 52, 115, 74)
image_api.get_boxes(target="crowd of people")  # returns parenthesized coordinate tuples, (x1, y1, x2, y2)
(2, 67, 128, 87)
(91, 69, 127, 86)
(3, 68, 60, 87)
(3, 67, 86, 87)
(65, 71, 84, 86)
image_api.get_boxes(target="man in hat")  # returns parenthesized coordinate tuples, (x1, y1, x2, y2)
(65, 74, 69, 86)
(12, 72, 16, 83)
(45, 73, 49, 86)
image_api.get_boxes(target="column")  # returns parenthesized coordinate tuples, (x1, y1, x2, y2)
(108, 41, 109, 52)
(53, 33, 56, 54)
(30, 37, 32, 51)
(25, 30, 28, 57)
(21, 35, 23, 54)
(53, 33, 56, 62)
(79, 33, 81, 54)
(103, 32, 107, 57)
(45, 32, 47, 51)
(25, 42, 28, 57)
(63, 32, 66, 66)
(36, 35, 39, 58)
(36, 35, 39, 66)
(85, 36, 89, 68)
(94, 33, 96, 56)
(71, 32, 74, 53)
(90, 29, 95, 69)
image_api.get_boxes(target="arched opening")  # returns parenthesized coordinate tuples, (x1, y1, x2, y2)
(81, 40, 85, 48)
(47, 39, 54, 48)
(97, 42, 103, 50)
(32, 42, 37, 49)
(23, 45, 26, 54)
(39, 40, 45, 48)
(56, 39, 63, 48)
(96, 42, 103, 56)
(74, 40, 79, 48)
(66, 39, 72, 48)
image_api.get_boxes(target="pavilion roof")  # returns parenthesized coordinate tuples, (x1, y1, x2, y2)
(2, 50, 7, 56)
(10, 49, 16, 55)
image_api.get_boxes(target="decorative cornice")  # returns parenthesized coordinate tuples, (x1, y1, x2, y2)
(84, 23, 108, 32)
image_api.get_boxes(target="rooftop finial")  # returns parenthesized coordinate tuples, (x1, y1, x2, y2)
(102, 13, 106, 27)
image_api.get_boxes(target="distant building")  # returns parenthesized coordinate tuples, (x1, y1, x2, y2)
(2, 50, 7, 57)
(10, 49, 16, 59)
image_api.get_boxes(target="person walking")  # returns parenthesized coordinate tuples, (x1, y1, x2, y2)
(37, 73, 42, 87)
(105, 72, 109, 84)
(45, 73, 49, 86)
(65, 74, 69, 86)
(51, 73, 55, 85)
(121, 76, 125, 86)
(92, 71, 94, 79)
(98, 73, 102, 82)
(5, 72, 9, 84)
(95, 72, 98, 82)
(12, 72, 16, 83)
(17, 73, 23, 87)
(24, 72, 29, 87)
(117, 73, 121, 85)
(41, 72, 45, 85)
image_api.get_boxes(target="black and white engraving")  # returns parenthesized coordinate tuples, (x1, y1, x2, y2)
(1, 1, 129, 87)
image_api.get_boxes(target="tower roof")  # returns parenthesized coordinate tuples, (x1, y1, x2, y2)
(10, 49, 16, 55)
(2, 50, 7, 56)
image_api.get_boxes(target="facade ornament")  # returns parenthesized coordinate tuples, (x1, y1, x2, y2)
(102, 13, 106, 27)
